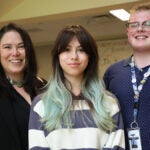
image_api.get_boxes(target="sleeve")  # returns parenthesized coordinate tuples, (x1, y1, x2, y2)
(103, 68, 110, 90)
(28, 97, 50, 150)
(103, 100, 125, 150)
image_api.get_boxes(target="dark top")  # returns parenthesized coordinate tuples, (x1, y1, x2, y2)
(0, 77, 47, 150)
(12, 87, 30, 150)
(103, 57, 150, 150)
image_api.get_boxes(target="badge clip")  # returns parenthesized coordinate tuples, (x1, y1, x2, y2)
(127, 122, 142, 150)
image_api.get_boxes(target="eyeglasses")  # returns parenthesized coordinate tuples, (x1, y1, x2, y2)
(126, 20, 150, 32)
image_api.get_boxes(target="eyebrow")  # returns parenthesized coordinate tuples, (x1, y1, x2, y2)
(2, 42, 24, 45)
(1, 43, 11, 46)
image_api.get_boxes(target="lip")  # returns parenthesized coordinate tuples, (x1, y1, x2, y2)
(69, 63, 80, 67)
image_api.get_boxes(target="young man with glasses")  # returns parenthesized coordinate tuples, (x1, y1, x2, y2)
(104, 2, 150, 150)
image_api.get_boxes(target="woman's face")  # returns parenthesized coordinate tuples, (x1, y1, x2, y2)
(0, 31, 26, 78)
(59, 36, 89, 80)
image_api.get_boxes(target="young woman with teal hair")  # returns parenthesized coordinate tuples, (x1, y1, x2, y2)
(29, 24, 125, 150)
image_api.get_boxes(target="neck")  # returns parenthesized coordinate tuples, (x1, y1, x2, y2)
(133, 52, 150, 68)
(65, 76, 82, 96)
(7, 77, 25, 88)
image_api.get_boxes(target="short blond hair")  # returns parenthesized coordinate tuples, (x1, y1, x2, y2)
(130, 2, 150, 14)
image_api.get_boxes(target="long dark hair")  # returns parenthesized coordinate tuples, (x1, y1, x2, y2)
(42, 25, 115, 131)
(0, 23, 38, 97)
(51, 24, 99, 83)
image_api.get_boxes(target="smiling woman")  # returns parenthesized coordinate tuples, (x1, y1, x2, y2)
(0, 30, 26, 80)
(0, 23, 47, 150)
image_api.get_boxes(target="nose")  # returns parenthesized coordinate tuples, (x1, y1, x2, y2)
(137, 24, 144, 31)
(70, 50, 78, 59)
(11, 47, 20, 56)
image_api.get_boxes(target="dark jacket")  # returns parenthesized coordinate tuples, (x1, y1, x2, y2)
(0, 76, 47, 150)
(0, 93, 22, 149)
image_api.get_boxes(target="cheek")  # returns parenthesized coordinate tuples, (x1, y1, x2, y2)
(127, 30, 132, 37)
(59, 53, 67, 62)
(127, 32, 135, 42)
(82, 55, 89, 67)
(22, 51, 26, 58)
(59, 58, 63, 68)
(126, 28, 134, 37)
(58, 54, 65, 68)
(0, 52, 8, 62)
(0, 55, 8, 69)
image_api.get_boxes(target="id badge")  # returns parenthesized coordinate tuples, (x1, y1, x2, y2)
(127, 127, 142, 150)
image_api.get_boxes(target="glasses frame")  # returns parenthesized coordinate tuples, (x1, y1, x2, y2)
(126, 20, 150, 31)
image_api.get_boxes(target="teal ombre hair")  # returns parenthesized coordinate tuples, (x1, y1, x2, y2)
(41, 25, 116, 132)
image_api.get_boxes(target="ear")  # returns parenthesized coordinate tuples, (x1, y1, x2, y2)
(126, 28, 129, 35)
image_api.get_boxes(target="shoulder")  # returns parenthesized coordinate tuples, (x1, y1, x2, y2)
(104, 94, 120, 116)
(106, 58, 129, 72)
(32, 94, 42, 106)
(35, 76, 48, 94)
(31, 94, 45, 118)
(104, 57, 130, 79)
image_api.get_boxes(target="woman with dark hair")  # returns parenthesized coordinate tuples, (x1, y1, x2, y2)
(0, 23, 47, 150)
(29, 25, 125, 150)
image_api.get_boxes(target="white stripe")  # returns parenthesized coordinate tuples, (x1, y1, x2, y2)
(29, 129, 49, 149)
(46, 128, 108, 149)
(33, 100, 45, 117)
(104, 96, 120, 116)
(71, 99, 119, 117)
(109, 102, 119, 116)
(104, 129, 125, 148)
(71, 100, 90, 110)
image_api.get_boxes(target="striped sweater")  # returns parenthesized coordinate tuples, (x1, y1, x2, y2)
(29, 94, 125, 150)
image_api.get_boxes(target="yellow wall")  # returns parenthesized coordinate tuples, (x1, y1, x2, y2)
(98, 39, 132, 77)
(0, 0, 140, 24)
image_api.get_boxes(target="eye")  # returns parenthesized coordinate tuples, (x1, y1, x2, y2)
(77, 47, 84, 52)
(5, 46, 11, 49)
(18, 44, 25, 49)
(3, 45, 11, 50)
(145, 20, 150, 27)
(129, 22, 139, 28)
(63, 46, 71, 52)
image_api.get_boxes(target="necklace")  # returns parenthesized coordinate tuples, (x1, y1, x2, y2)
(8, 78, 24, 88)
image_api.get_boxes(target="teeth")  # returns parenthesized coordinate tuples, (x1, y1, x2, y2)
(10, 60, 22, 63)
(136, 35, 147, 39)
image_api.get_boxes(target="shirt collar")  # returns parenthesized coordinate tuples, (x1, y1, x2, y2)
(123, 55, 132, 67)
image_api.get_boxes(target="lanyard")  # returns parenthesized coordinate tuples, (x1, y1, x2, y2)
(130, 56, 150, 128)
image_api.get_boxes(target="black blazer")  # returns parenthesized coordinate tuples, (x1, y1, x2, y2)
(0, 77, 47, 150)
(0, 93, 22, 150)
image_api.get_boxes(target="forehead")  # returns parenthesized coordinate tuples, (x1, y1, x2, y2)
(0, 31, 22, 44)
(68, 36, 80, 45)
(130, 10, 150, 22)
